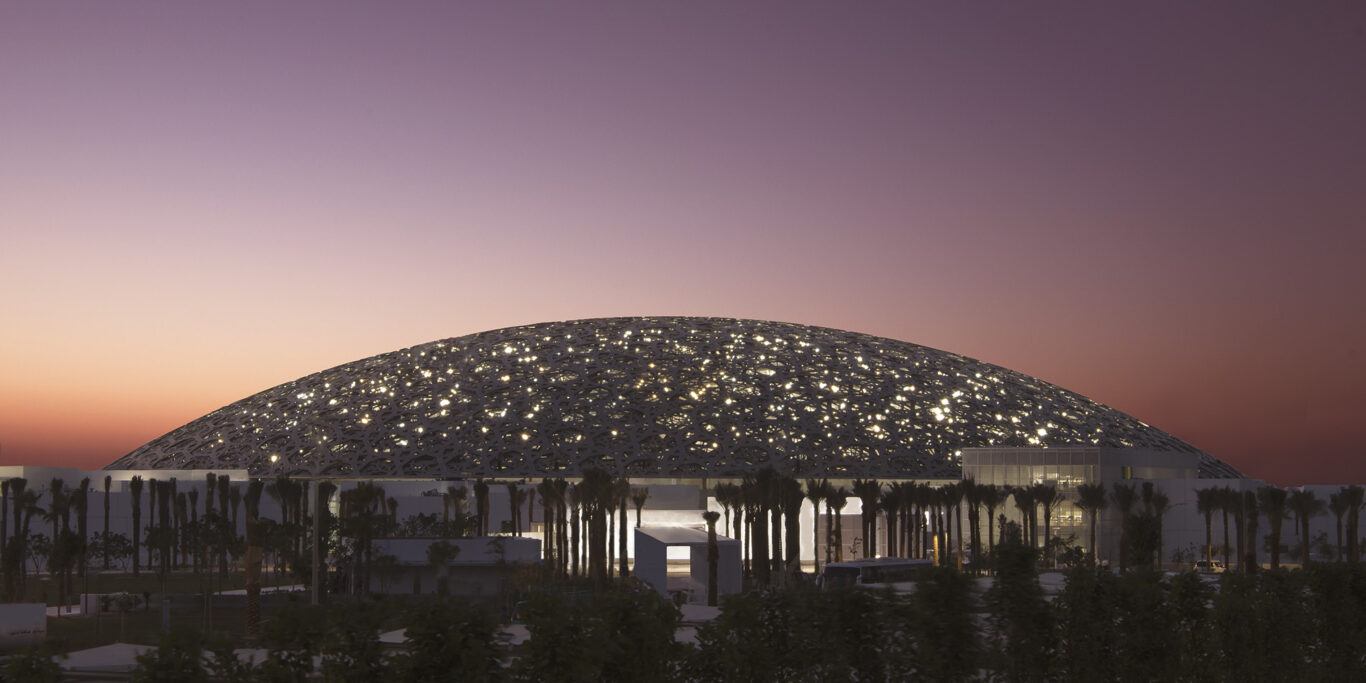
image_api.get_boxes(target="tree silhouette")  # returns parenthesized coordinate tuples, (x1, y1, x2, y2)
(1032, 483, 1064, 567)
(1195, 487, 1219, 566)
(1075, 484, 1108, 566)
(1258, 486, 1289, 569)
(805, 479, 828, 574)
(1329, 492, 1349, 561)
(102, 475, 112, 571)
(1111, 484, 1138, 572)
(828, 487, 848, 563)
(703, 510, 720, 607)
(1288, 489, 1325, 566)
(1342, 486, 1364, 563)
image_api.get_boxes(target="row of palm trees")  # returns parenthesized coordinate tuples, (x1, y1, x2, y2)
(714, 477, 1366, 575)
(2, 476, 92, 602)
(5, 474, 1363, 602)
(1191, 484, 1364, 572)
(712, 474, 1031, 580)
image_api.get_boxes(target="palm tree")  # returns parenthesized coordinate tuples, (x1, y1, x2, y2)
(1195, 487, 1219, 565)
(942, 483, 964, 568)
(615, 478, 631, 578)
(828, 487, 849, 563)
(567, 484, 582, 577)
(473, 480, 490, 536)
(631, 488, 649, 528)
(173, 492, 187, 570)
(851, 479, 881, 560)
(1031, 483, 1064, 567)
(824, 483, 838, 564)
(1342, 486, 1364, 563)
(1330, 492, 1349, 561)
(1150, 490, 1171, 568)
(743, 474, 768, 583)
(187, 488, 200, 573)
(1226, 488, 1246, 572)
(47, 477, 67, 555)
(504, 482, 522, 536)
(578, 469, 613, 588)
(129, 476, 143, 576)
(929, 485, 945, 562)
(157, 481, 174, 579)
(220, 478, 234, 577)
(101, 476, 111, 571)
(205, 473, 216, 525)
(769, 476, 785, 579)
(73, 478, 90, 579)
(1243, 491, 1260, 571)
(980, 485, 1005, 559)
(553, 479, 570, 576)
(880, 485, 902, 558)
(45, 478, 70, 610)
(526, 484, 538, 540)
(6, 483, 41, 598)
(1288, 489, 1325, 566)
(805, 479, 828, 573)
(537, 480, 557, 567)
(339, 482, 387, 594)
(1229, 489, 1240, 568)
(753, 470, 781, 583)
(1111, 483, 1138, 572)
(1258, 486, 1288, 569)
(1011, 486, 1035, 551)
(146, 478, 157, 572)
(244, 479, 264, 640)
(2, 479, 8, 553)
(703, 510, 720, 607)
(715, 483, 737, 538)
(780, 478, 804, 576)
(1075, 483, 1108, 566)
(960, 479, 981, 565)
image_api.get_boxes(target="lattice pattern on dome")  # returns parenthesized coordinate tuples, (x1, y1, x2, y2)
(106, 317, 1243, 479)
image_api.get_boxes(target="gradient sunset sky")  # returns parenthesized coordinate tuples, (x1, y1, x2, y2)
(2, 2, 1363, 485)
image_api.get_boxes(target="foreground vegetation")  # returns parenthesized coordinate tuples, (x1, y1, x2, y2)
(13, 525, 1366, 683)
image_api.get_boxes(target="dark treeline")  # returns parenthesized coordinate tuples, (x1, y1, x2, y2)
(97, 527, 1366, 683)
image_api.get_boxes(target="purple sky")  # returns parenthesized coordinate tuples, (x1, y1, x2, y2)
(2, 2, 1363, 485)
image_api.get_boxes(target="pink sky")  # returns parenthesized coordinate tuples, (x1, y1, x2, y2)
(2, 2, 1363, 485)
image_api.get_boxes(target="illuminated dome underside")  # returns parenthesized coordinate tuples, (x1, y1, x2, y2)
(107, 317, 1242, 479)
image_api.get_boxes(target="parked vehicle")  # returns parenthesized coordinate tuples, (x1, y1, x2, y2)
(1193, 560, 1226, 574)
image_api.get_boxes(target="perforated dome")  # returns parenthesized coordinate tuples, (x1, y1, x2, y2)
(106, 317, 1242, 479)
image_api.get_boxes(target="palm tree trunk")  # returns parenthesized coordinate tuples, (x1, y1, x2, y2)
(102, 478, 111, 571)
(618, 496, 629, 578)
(1336, 516, 1344, 561)
(834, 508, 843, 563)
(1204, 513, 1213, 565)
(1221, 509, 1231, 568)
(1089, 511, 1098, 566)
(811, 500, 822, 574)
(987, 506, 996, 558)
(1303, 515, 1312, 566)
(824, 502, 833, 565)
(570, 506, 580, 577)
(770, 504, 782, 579)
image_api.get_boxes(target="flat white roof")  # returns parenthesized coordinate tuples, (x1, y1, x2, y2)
(637, 526, 736, 546)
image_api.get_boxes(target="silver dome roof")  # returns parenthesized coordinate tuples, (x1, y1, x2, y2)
(107, 317, 1242, 479)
